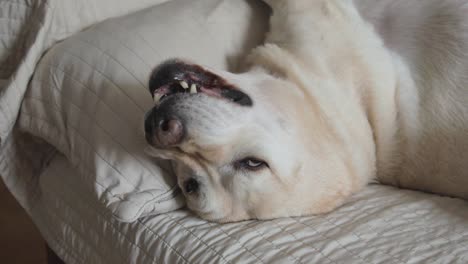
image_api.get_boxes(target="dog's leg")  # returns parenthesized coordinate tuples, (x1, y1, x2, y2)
(252, 0, 381, 80)
(258, 0, 371, 67)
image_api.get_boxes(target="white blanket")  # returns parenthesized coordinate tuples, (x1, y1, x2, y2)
(33, 154, 468, 263)
(0, 0, 169, 217)
(0, 0, 170, 141)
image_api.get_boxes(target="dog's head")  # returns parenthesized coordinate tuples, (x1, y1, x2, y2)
(144, 49, 375, 222)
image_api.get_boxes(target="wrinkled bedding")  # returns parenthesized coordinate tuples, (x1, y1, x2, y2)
(0, 0, 171, 208)
(34, 154, 468, 263)
(0, 0, 170, 141)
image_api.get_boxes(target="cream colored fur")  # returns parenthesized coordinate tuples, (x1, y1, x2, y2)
(147, 0, 468, 222)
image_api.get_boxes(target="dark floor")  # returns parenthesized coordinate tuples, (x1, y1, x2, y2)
(0, 179, 47, 263)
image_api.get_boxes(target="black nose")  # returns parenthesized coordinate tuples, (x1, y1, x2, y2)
(184, 178, 199, 194)
(144, 107, 185, 147)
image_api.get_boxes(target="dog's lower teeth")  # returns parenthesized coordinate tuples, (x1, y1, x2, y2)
(190, 84, 197, 94)
(180, 81, 189, 89)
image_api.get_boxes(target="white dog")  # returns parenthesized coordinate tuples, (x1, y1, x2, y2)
(144, 0, 468, 222)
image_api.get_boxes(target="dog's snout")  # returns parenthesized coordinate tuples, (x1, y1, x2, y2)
(184, 178, 199, 194)
(144, 107, 185, 147)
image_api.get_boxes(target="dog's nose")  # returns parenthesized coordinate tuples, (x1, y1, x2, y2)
(145, 108, 184, 147)
(156, 117, 184, 146)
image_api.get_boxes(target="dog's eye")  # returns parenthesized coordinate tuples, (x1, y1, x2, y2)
(236, 158, 268, 171)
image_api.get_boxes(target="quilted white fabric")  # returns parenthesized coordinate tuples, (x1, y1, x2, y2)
(17, 0, 269, 221)
(31, 154, 468, 264)
(0, 0, 170, 144)
(0, 0, 171, 223)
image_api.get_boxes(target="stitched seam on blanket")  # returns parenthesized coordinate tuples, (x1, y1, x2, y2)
(20, 111, 147, 194)
(306, 188, 461, 262)
(18, 114, 115, 193)
(77, 31, 153, 72)
(22, 93, 168, 192)
(91, 26, 153, 68)
(43, 235, 82, 264)
(73, 36, 148, 88)
(270, 219, 337, 263)
(17, 113, 138, 216)
(32, 185, 90, 264)
(206, 222, 266, 264)
(44, 163, 187, 264)
(0, 137, 37, 202)
(53, 45, 146, 112)
(3, 0, 52, 9)
(0, 0, 52, 141)
(371, 192, 459, 260)
(343, 191, 427, 262)
(112, 19, 164, 60)
(20, 111, 181, 220)
(325, 217, 404, 262)
(32, 61, 143, 128)
(246, 222, 303, 264)
(164, 213, 231, 264)
(291, 217, 371, 263)
(135, 218, 190, 264)
(36, 216, 86, 264)
(19, 109, 175, 203)
(45, 163, 161, 264)
(1, 0, 35, 9)
(0, 132, 58, 209)
(40, 199, 157, 264)
(28, 64, 168, 181)
(25, 65, 175, 197)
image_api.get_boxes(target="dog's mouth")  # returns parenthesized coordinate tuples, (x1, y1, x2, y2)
(149, 60, 252, 106)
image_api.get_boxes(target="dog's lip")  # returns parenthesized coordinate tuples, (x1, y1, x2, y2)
(149, 60, 253, 106)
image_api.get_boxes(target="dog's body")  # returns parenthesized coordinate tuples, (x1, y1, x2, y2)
(144, 0, 468, 222)
(256, 0, 468, 199)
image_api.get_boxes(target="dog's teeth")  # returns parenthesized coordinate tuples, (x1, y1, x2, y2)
(190, 84, 197, 94)
(180, 81, 189, 89)
(153, 93, 163, 103)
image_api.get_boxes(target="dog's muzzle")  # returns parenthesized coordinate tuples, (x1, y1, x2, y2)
(144, 59, 252, 147)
